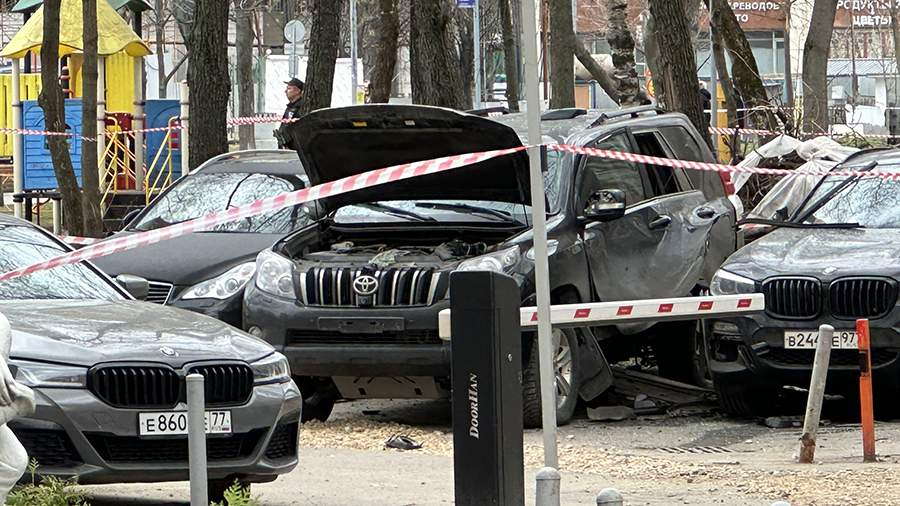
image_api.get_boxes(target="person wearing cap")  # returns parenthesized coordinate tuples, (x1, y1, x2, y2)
(275, 77, 304, 149)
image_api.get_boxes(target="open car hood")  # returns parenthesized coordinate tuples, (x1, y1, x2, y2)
(284, 105, 530, 210)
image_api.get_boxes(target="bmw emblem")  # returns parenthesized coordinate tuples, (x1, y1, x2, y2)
(822, 266, 838, 275)
(159, 346, 178, 357)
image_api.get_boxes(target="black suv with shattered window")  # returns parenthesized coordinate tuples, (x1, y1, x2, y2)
(243, 104, 738, 425)
(708, 149, 900, 416)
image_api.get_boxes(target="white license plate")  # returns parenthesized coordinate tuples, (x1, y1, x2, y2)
(138, 411, 232, 436)
(784, 330, 858, 350)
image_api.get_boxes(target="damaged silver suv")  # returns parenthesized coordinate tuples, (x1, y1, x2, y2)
(243, 104, 737, 426)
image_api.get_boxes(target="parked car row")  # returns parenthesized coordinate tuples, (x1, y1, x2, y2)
(3, 103, 896, 498)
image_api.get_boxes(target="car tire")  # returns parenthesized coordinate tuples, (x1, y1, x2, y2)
(714, 378, 776, 417)
(297, 376, 337, 423)
(522, 327, 580, 429)
(208, 478, 250, 503)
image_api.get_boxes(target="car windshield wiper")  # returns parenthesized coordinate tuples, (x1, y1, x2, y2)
(791, 160, 878, 223)
(357, 203, 437, 222)
(737, 218, 864, 230)
(414, 202, 521, 222)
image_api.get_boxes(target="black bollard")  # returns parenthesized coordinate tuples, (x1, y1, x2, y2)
(450, 271, 524, 506)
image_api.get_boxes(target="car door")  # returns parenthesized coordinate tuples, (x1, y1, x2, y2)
(628, 128, 716, 297)
(577, 130, 675, 304)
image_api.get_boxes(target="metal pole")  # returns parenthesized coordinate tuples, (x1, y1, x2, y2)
(521, 0, 558, 470)
(186, 373, 207, 506)
(708, 0, 719, 158)
(858, 318, 876, 463)
(596, 488, 624, 506)
(350, 0, 359, 104)
(179, 81, 190, 177)
(11, 58, 23, 218)
(51, 199, 60, 235)
(133, 58, 145, 192)
(473, 0, 482, 108)
(535, 467, 560, 506)
(798, 324, 833, 464)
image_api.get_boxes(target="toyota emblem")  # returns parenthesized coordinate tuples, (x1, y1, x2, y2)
(353, 275, 379, 296)
(159, 346, 177, 357)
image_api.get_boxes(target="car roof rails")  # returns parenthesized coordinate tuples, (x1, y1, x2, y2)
(589, 105, 667, 128)
(466, 106, 510, 117)
(541, 108, 587, 121)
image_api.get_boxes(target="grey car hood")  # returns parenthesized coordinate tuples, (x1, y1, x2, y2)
(724, 228, 900, 280)
(284, 104, 531, 210)
(93, 232, 282, 286)
(0, 300, 273, 367)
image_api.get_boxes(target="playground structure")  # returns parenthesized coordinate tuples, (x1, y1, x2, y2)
(0, 0, 184, 230)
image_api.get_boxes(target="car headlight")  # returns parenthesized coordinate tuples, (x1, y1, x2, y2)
(456, 246, 521, 273)
(254, 250, 297, 299)
(11, 360, 86, 388)
(251, 352, 291, 385)
(710, 269, 756, 295)
(181, 262, 257, 300)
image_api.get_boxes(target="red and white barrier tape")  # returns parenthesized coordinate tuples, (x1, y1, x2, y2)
(437, 294, 765, 339)
(58, 235, 101, 246)
(0, 146, 526, 281)
(548, 143, 900, 180)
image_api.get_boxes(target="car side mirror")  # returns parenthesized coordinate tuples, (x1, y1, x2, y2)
(122, 207, 144, 228)
(115, 274, 150, 300)
(582, 189, 626, 222)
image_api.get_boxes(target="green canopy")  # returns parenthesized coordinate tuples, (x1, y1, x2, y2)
(12, 0, 152, 13)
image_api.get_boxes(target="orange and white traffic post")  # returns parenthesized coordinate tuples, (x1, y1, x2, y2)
(857, 318, 876, 463)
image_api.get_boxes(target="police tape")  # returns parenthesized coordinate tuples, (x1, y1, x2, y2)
(6, 142, 900, 281)
(58, 236, 101, 246)
(0, 146, 526, 281)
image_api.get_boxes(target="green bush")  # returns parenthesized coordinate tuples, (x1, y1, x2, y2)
(7, 459, 89, 506)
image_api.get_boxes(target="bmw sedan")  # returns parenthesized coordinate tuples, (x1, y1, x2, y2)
(0, 214, 301, 499)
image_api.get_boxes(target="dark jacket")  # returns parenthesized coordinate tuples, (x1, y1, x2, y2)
(276, 98, 303, 149)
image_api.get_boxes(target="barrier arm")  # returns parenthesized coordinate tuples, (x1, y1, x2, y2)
(438, 293, 765, 340)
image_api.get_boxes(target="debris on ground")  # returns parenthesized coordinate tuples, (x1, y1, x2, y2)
(385, 434, 423, 451)
(587, 405, 635, 421)
(763, 416, 804, 429)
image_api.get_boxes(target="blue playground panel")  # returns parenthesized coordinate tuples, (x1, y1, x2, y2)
(21, 99, 182, 191)
(22, 99, 83, 190)
(144, 99, 181, 179)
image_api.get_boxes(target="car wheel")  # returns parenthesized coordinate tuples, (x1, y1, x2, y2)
(714, 377, 776, 417)
(523, 327, 580, 429)
(297, 377, 338, 423)
(208, 477, 250, 503)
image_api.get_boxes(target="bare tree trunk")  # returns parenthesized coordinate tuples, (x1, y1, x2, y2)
(235, 0, 256, 150)
(649, 0, 710, 147)
(801, 0, 839, 134)
(457, 9, 475, 108)
(39, 0, 83, 235)
(606, 0, 640, 106)
(369, 0, 399, 103)
(783, 2, 794, 108)
(548, 0, 575, 108)
(707, 0, 774, 130)
(410, 0, 466, 109)
(301, 0, 344, 113)
(80, 0, 103, 236)
(892, 5, 900, 76)
(573, 41, 620, 102)
(187, 0, 229, 169)
(155, 0, 167, 98)
(499, 0, 519, 111)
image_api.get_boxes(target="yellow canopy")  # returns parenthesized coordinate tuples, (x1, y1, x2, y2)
(0, 0, 152, 59)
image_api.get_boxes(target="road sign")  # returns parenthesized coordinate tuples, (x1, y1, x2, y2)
(458, 0, 475, 7)
(284, 19, 305, 43)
